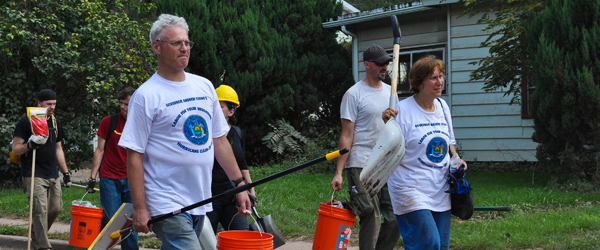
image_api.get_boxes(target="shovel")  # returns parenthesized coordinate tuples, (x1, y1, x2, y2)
(249, 206, 286, 248)
(360, 15, 406, 202)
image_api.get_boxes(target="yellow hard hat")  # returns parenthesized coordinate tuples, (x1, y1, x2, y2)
(216, 85, 240, 108)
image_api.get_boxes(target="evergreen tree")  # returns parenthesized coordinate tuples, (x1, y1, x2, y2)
(154, 0, 354, 163)
(525, 0, 600, 180)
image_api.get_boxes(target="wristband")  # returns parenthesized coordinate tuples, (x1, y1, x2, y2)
(230, 177, 245, 188)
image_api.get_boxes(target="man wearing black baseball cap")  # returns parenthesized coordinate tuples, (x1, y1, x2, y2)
(331, 44, 400, 250)
(12, 89, 71, 250)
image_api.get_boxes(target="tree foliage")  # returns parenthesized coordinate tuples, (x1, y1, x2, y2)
(154, 0, 354, 163)
(0, 0, 157, 180)
(525, 0, 600, 180)
(458, 0, 544, 104)
(262, 119, 310, 155)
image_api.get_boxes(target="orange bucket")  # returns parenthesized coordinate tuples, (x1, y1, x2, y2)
(312, 203, 357, 250)
(217, 230, 274, 250)
(69, 204, 103, 248)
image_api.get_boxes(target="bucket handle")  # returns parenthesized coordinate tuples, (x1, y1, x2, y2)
(247, 212, 267, 250)
(76, 192, 89, 213)
(74, 191, 95, 213)
(329, 190, 338, 215)
(330, 190, 336, 203)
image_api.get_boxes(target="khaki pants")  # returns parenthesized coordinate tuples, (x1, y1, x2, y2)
(347, 167, 400, 250)
(22, 177, 63, 249)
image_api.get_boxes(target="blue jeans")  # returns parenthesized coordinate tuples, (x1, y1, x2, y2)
(206, 185, 249, 232)
(396, 209, 451, 250)
(100, 178, 138, 250)
(153, 212, 204, 250)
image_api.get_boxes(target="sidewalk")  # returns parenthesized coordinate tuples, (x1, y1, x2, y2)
(0, 217, 345, 250)
(1, 169, 358, 250)
(0, 217, 135, 250)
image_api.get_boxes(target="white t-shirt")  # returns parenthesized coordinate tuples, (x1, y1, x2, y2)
(388, 96, 455, 215)
(118, 72, 229, 217)
(340, 81, 392, 168)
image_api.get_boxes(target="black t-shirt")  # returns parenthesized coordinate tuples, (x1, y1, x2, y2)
(212, 126, 248, 188)
(14, 115, 64, 178)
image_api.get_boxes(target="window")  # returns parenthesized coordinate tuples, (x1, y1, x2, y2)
(521, 77, 535, 119)
(382, 47, 446, 97)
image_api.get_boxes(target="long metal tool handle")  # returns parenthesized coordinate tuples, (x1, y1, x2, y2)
(70, 183, 100, 193)
(389, 15, 402, 109)
(110, 148, 349, 239)
(474, 206, 512, 211)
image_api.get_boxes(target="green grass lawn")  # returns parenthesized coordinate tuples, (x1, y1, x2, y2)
(1, 166, 599, 249)
(0, 182, 101, 223)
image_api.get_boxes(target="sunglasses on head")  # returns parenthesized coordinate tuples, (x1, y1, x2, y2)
(370, 61, 389, 67)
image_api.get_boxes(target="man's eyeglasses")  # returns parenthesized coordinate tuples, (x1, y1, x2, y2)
(369, 61, 389, 67)
(428, 74, 445, 82)
(156, 40, 194, 50)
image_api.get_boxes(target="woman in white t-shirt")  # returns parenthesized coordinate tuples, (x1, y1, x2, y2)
(384, 55, 467, 250)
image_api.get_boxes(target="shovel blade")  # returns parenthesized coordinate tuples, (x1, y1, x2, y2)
(199, 216, 217, 250)
(260, 215, 286, 248)
(360, 119, 405, 201)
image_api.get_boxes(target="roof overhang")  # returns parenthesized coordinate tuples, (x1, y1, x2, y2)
(422, 0, 459, 5)
(322, 0, 442, 29)
(323, 1, 439, 29)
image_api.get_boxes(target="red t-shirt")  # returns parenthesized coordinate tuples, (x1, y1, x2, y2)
(97, 113, 127, 179)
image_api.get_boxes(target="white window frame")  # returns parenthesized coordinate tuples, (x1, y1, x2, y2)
(383, 47, 446, 96)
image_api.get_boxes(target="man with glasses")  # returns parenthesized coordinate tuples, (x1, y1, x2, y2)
(331, 44, 401, 250)
(118, 14, 250, 249)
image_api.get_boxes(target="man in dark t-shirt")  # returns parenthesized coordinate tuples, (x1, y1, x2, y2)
(12, 89, 70, 250)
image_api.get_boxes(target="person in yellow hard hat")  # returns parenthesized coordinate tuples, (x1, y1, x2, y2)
(207, 84, 256, 232)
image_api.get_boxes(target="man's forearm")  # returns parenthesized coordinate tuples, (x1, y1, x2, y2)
(90, 149, 103, 178)
(56, 142, 69, 173)
(91, 137, 106, 178)
(334, 154, 349, 176)
(127, 149, 147, 211)
(335, 136, 353, 176)
(12, 137, 29, 156)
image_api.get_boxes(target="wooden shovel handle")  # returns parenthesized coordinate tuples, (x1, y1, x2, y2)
(390, 43, 400, 98)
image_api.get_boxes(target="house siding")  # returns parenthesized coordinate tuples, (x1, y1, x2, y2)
(448, 4, 537, 161)
(324, 1, 537, 162)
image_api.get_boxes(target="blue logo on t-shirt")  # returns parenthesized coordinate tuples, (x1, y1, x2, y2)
(426, 137, 447, 163)
(184, 115, 209, 145)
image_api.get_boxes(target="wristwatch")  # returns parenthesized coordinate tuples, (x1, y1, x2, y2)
(230, 177, 245, 188)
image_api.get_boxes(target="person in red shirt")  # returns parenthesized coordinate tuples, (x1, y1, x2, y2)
(87, 87, 138, 250)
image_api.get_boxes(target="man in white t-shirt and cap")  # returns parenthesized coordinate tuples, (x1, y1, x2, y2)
(118, 14, 250, 249)
(331, 44, 401, 250)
